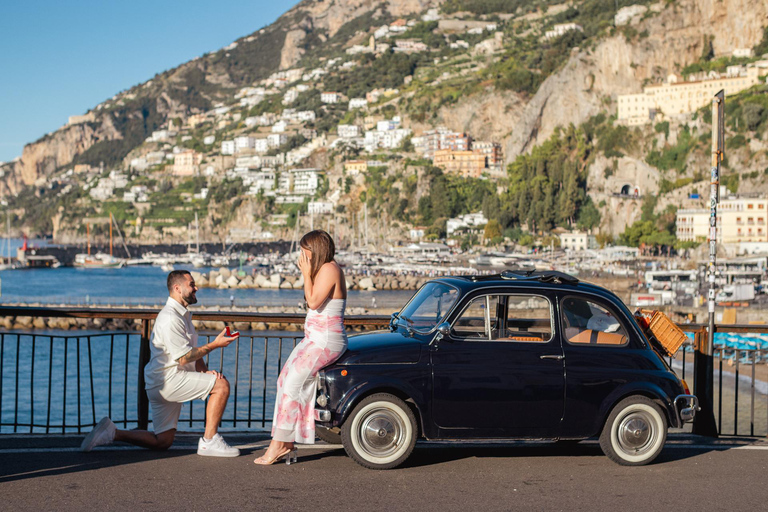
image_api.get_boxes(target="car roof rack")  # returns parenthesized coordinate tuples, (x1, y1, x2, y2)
(462, 268, 580, 285)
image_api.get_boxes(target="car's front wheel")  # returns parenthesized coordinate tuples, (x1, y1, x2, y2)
(599, 396, 668, 466)
(341, 393, 417, 470)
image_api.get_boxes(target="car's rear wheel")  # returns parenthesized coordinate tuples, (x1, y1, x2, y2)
(599, 396, 667, 466)
(341, 393, 417, 470)
(316, 425, 342, 445)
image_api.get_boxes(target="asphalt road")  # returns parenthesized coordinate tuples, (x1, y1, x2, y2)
(1, 436, 767, 511)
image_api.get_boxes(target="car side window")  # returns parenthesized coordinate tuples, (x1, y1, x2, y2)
(561, 297, 628, 346)
(500, 295, 553, 343)
(451, 295, 499, 340)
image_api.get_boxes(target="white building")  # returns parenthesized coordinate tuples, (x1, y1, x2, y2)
(246, 169, 276, 195)
(364, 125, 411, 151)
(543, 23, 583, 40)
(203, 135, 216, 145)
(268, 133, 288, 148)
(296, 110, 316, 122)
(337, 124, 360, 138)
(272, 120, 287, 133)
(150, 130, 176, 142)
(129, 157, 149, 171)
(446, 212, 488, 236)
(321, 92, 342, 104)
(240, 95, 264, 107)
(254, 138, 270, 153)
(123, 185, 149, 203)
(348, 98, 368, 109)
(235, 136, 256, 151)
(308, 201, 334, 214)
(221, 140, 235, 155)
(559, 231, 598, 251)
(291, 168, 321, 195)
(282, 88, 299, 105)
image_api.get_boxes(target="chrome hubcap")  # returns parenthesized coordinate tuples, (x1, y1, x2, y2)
(359, 407, 404, 457)
(617, 411, 656, 454)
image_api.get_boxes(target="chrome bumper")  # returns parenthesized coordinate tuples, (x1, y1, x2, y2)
(314, 409, 331, 422)
(675, 394, 700, 423)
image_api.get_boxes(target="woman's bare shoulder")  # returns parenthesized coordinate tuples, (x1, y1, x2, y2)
(319, 261, 343, 276)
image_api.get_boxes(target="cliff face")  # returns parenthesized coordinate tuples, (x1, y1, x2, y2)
(503, 0, 768, 157)
(2, 114, 122, 194)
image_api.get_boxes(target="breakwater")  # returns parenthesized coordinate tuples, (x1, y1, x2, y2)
(192, 269, 432, 291)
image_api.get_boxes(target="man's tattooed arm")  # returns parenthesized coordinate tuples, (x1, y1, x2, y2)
(176, 344, 214, 366)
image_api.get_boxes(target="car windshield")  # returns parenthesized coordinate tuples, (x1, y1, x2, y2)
(398, 282, 459, 333)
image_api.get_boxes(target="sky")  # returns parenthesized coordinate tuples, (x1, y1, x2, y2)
(0, 0, 301, 163)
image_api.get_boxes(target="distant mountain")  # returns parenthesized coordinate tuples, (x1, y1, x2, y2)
(3, 0, 768, 243)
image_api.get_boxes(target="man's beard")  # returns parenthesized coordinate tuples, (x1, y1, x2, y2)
(184, 292, 198, 305)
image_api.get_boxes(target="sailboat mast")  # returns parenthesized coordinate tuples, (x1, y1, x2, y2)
(87, 222, 91, 255)
(195, 212, 200, 253)
(109, 213, 114, 257)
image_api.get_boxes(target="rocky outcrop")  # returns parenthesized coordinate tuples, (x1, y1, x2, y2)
(190, 269, 431, 291)
(499, 0, 768, 160)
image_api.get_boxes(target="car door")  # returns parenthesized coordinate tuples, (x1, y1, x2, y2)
(430, 291, 564, 437)
(558, 294, 637, 437)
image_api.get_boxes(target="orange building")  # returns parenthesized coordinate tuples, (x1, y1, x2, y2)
(433, 150, 486, 178)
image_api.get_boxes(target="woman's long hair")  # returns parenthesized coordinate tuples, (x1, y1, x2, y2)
(299, 230, 335, 283)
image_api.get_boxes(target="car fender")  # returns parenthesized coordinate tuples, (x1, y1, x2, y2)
(336, 376, 427, 435)
(594, 381, 680, 433)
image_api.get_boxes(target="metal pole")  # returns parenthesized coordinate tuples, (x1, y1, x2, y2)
(694, 90, 724, 437)
(137, 319, 152, 430)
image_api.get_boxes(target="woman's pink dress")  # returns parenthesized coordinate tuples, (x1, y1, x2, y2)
(271, 298, 347, 443)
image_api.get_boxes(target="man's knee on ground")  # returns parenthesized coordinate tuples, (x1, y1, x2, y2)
(154, 430, 175, 451)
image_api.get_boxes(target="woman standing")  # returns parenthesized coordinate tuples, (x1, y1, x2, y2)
(255, 230, 348, 465)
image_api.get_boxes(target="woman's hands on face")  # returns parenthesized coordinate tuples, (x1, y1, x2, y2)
(297, 248, 311, 276)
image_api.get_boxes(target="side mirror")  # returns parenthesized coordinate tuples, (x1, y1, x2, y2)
(389, 312, 400, 332)
(434, 322, 451, 342)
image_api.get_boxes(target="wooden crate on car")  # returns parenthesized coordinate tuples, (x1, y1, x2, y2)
(634, 309, 688, 357)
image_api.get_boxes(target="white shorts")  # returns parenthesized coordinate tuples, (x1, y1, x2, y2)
(146, 371, 217, 434)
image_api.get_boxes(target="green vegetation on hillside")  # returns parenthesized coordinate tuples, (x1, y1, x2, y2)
(323, 53, 426, 99)
(73, 96, 163, 168)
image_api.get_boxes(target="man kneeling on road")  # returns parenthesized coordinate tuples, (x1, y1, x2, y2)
(81, 270, 240, 457)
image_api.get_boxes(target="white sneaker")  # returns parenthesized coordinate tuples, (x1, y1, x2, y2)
(81, 417, 116, 452)
(197, 433, 240, 457)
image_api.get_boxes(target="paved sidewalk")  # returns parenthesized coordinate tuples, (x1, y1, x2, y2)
(2, 432, 768, 512)
(1, 431, 766, 452)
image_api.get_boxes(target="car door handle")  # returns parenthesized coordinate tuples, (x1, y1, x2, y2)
(540, 354, 564, 360)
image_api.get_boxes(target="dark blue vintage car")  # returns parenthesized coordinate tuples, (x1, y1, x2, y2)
(314, 270, 698, 469)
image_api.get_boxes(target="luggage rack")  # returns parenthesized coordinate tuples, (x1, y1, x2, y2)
(463, 269, 579, 285)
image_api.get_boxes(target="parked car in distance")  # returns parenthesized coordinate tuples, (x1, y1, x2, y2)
(314, 270, 698, 469)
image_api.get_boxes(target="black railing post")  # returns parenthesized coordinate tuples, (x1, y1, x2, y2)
(693, 327, 718, 437)
(137, 319, 151, 430)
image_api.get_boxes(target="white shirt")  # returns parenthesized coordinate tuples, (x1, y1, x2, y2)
(144, 297, 199, 390)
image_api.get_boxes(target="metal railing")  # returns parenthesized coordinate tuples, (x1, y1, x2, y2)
(0, 306, 388, 434)
(677, 325, 768, 437)
(0, 307, 766, 436)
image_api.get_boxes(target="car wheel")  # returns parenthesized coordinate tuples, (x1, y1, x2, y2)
(316, 425, 342, 445)
(341, 393, 417, 470)
(599, 396, 668, 466)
